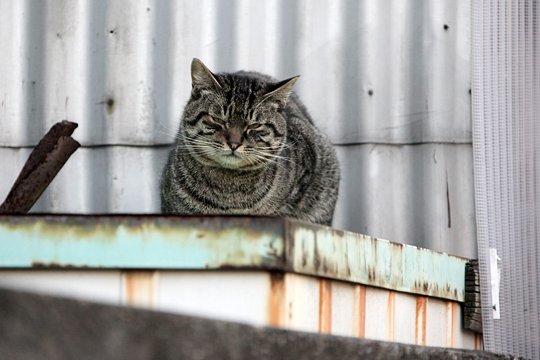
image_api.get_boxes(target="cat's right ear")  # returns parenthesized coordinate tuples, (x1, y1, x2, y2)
(191, 58, 222, 91)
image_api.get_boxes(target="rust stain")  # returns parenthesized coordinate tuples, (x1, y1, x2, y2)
(31, 261, 87, 269)
(387, 291, 395, 341)
(367, 267, 375, 282)
(216, 264, 278, 271)
(445, 301, 456, 347)
(451, 302, 457, 347)
(123, 270, 155, 307)
(3, 217, 119, 243)
(2, 215, 284, 243)
(105, 97, 115, 114)
(267, 272, 286, 327)
(415, 296, 428, 345)
(474, 333, 483, 350)
(313, 235, 321, 271)
(354, 285, 367, 338)
(318, 279, 332, 334)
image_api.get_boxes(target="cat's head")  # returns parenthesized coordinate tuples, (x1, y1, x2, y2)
(180, 58, 298, 170)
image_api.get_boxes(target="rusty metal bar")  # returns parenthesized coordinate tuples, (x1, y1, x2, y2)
(0, 121, 80, 214)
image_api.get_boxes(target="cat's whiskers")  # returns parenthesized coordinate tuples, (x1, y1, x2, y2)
(244, 153, 269, 167)
(153, 121, 184, 141)
(245, 152, 290, 173)
(183, 136, 218, 146)
(252, 149, 297, 167)
(183, 138, 223, 151)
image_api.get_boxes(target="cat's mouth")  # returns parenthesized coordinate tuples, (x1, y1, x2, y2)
(213, 151, 250, 169)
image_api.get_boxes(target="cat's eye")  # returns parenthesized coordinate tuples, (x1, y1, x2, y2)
(246, 125, 265, 135)
(246, 128, 269, 140)
(202, 115, 224, 130)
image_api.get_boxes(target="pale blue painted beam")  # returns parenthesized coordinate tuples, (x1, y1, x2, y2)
(0, 216, 285, 269)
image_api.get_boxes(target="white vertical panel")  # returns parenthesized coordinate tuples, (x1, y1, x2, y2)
(0, 270, 122, 305)
(330, 281, 356, 337)
(156, 271, 271, 325)
(393, 293, 417, 345)
(364, 287, 391, 341)
(284, 274, 320, 332)
(425, 298, 448, 347)
(452, 302, 477, 350)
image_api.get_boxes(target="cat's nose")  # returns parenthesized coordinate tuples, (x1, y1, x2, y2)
(226, 128, 243, 151)
(228, 142, 241, 151)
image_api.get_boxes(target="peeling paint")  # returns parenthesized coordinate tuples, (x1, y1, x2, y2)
(287, 220, 467, 302)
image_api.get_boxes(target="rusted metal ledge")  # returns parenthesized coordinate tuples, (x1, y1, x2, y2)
(0, 215, 467, 302)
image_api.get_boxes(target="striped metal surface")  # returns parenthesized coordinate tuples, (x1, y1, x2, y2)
(0, 0, 474, 257)
(472, 0, 540, 357)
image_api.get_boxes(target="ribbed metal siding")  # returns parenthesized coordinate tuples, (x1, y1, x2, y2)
(0, 0, 474, 257)
(472, 0, 540, 357)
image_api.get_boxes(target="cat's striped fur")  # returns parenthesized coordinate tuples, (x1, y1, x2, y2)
(160, 59, 340, 225)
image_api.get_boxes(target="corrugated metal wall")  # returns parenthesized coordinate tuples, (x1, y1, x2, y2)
(0, 0, 475, 257)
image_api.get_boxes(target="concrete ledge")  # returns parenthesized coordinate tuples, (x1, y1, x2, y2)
(0, 288, 517, 360)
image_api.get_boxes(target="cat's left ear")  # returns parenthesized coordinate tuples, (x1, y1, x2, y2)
(191, 58, 222, 91)
(262, 76, 299, 109)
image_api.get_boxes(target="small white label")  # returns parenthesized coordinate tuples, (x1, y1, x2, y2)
(489, 248, 501, 319)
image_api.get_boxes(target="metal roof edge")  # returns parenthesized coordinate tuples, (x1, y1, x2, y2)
(0, 215, 467, 301)
(285, 219, 467, 302)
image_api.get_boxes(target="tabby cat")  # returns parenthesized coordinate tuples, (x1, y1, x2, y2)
(160, 59, 340, 225)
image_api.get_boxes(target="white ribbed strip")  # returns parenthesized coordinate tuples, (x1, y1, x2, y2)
(472, 0, 540, 357)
